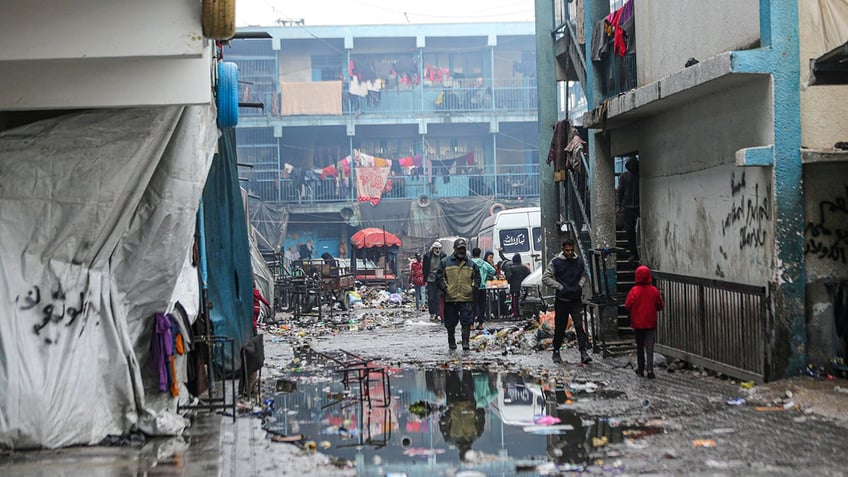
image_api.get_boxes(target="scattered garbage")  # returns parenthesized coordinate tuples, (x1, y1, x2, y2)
(534, 415, 561, 425)
(692, 439, 716, 447)
(523, 424, 575, 434)
(740, 381, 755, 389)
(726, 398, 746, 406)
(270, 433, 304, 443)
(624, 438, 649, 449)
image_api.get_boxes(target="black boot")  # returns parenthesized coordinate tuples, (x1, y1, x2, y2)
(447, 327, 457, 350)
(552, 350, 563, 364)
(461, 326, 471, 351)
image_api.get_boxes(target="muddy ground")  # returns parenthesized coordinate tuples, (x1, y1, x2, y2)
(246, 304, 848, 476)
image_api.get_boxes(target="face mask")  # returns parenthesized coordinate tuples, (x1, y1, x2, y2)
(455, 249, 467, 259)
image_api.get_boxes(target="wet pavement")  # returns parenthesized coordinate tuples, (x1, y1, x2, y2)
(2, 305, 847, 476)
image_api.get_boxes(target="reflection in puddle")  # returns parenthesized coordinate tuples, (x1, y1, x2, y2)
(266, 352, 662, 475)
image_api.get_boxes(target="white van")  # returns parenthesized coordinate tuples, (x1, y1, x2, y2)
(435, 236, 466, 255)
(473, 207, 542, 271)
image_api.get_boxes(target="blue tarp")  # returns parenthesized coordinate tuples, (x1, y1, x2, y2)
(201, 128, 253, 371)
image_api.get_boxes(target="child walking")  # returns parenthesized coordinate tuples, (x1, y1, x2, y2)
(625, 265, 663, 378)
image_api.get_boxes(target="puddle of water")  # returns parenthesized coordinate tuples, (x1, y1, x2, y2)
(265, 358, 661, 475)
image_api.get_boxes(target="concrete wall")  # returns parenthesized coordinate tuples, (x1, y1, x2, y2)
(279, 49, 313, 82)
(804, 162, 848, 364)
(634, 78, 774, 285)
(798, 4, 848, 150)
(635, 0, 760, 85)
(0, 0, 212, 109)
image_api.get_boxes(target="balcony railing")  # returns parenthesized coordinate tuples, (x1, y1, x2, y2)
(238, 78, 537, 118)
(243, 164, 540, 204)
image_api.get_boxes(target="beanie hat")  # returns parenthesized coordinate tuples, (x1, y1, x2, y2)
(432, 241, 442, 249)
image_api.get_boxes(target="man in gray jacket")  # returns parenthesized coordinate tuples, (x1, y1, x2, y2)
(423, 241, 446, 321)
(542, 239, 591, 364)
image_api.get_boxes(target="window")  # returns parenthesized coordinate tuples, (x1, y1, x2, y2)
(499, 228, 531, 253)
(312, 55, 344, 81)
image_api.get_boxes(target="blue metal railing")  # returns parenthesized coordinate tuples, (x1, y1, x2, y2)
(237, 77, 538, 118)
(242, 164, 540, 204)
(652, 271, 773, 382)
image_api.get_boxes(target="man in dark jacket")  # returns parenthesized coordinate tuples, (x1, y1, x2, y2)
(504, 253, 531, 318)
(435, 238, 480, 351)
(423, 241, 447, 321)
(617, 156, 640, 262)
(542, 239, 591, 364)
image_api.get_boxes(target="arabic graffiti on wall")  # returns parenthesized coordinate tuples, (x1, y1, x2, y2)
(805, 187, 848, 264)
(721, 171, 771, 250)
(15, 281, 97, 344)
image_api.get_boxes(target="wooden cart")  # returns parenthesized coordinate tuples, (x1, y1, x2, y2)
(289, 259, 355, 318)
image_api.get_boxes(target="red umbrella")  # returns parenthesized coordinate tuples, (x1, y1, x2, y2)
(351, 228, 402, 249)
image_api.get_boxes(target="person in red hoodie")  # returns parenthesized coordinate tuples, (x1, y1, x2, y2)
(625, 266, 663, 379)
(253, 284, 270, 334)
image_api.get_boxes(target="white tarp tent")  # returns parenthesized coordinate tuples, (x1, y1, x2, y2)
(0, 105, 217, 449)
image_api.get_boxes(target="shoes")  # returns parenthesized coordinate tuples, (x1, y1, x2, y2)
(475, 323, 484, 330)
(635, 369, 644, 377)
(552, 351, 563, 364)
(646, 371, 656, 379)
(580, 351, 592, 364)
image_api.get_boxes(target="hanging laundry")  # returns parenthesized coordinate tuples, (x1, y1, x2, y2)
(150, 312, 174, 393)
(547, 119, 569, 166)
(590, 19, 612, 61)
(356, 165, 392, 206)
(564, 130, 586, 175)
(320, 164, 338, 179)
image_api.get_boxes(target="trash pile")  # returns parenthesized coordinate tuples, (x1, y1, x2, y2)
(346, 286, 406, 309)
(804, 358, 848, 379)
(262, 298, 584, 359)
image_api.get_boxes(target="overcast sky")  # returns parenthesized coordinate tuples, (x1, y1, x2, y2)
(236, 0, 536, 27)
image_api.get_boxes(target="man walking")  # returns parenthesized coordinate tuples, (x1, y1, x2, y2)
(423, 241, 446, 321)
(542, 239, 591, 364)
(470, 247, 496, 329)
(436, 238, 480, 351)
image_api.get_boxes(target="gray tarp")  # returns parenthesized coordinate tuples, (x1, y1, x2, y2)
(0, 106, 217, 449)
(248, 199, 289, 254)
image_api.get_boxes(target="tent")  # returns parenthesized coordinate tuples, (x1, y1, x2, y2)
(0, 106, 251, 449)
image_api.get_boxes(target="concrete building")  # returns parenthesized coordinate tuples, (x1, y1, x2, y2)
(227, 22, 540, 258)
(539, 0, 848, 380)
